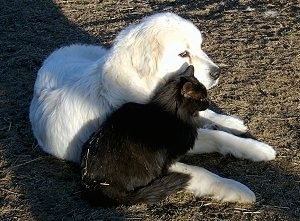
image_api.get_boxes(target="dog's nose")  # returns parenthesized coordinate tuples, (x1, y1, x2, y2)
(210, 66, 220, 80)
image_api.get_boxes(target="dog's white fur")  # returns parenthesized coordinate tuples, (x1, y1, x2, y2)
(30, 12, 275, 203)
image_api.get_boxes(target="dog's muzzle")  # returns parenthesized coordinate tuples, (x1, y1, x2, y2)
(210, 66, 221, 80)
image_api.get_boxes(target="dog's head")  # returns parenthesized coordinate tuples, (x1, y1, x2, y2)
(154, 13, 220, 90)
(113, 12, 220, 90)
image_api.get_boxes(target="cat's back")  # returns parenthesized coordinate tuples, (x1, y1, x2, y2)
(104, 102, 169, 127)
(100, 102, 185, 148)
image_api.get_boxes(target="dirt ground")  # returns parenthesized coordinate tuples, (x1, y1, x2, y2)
(0, 0, 299, 220)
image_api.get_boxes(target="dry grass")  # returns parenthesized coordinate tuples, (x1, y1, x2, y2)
(0, 0, 299, 220)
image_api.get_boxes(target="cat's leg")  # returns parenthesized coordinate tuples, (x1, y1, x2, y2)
(188, 128, 276, 162)
(198, 109, 248, 135)
(170, 162, 256, 203)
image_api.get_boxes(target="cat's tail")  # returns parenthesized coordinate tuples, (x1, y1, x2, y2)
(127, 172, 191, 205)
(82, 172, 190, 206)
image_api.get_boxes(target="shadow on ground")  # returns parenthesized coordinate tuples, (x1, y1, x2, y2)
(0, 0, 299, 220)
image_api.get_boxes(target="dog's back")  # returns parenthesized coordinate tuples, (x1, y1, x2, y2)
(36, 45, 106, 93)
(30, 44, 108, 161)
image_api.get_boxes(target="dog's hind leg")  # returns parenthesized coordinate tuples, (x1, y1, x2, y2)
(188, 128, 276, 162)
(170, 162, 256, 203)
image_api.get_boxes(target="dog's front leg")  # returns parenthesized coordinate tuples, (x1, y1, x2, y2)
(198, 109, 248, 135)
(188, 128, 276, 162)
(170, 162, 256, 203)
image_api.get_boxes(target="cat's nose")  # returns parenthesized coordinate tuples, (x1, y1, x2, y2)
(199, 84, 208, 98)
(199, 98, 210, 111)
(210, 66, 221, 80)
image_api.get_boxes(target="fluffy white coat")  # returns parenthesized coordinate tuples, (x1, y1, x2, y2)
(30, 12, 276, 203)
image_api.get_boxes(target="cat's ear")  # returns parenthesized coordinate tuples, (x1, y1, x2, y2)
(184, 65, 195, 77)
(181, 82, 196, 99)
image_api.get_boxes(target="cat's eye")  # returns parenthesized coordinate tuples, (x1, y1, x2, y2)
(178, 51, 190, 58)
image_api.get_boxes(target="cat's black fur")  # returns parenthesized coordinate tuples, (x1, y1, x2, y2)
(80, 65, 209, 206)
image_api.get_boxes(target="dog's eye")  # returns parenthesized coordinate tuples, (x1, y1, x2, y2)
(179, 51, 189, 58)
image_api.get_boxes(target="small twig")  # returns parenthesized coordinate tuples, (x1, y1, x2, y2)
(0, 187, 23, 196)
(108, 218, 142, 221)
(31, 142, 39, 150)
(243, 211, 262, 214)
(72, 191, 82, 195)
(234, 207, 262, 214)
(8, 122, 12, 131)
(229, 38, 248, 42)
(273, 116, 299, 121)
(9, 156, 45, 170)
(234, 207, 250, 211)
(264, 205, 290, 210)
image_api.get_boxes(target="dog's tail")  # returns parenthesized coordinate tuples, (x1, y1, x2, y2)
(127, 172, 191, 205)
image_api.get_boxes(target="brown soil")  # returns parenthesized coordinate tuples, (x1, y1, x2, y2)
(1, 0, 299, 220)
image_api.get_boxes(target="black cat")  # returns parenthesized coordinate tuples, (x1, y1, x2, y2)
(80, 65, 209, 206)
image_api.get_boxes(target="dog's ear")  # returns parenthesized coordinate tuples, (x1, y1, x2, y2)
(130, 32, 162, 76)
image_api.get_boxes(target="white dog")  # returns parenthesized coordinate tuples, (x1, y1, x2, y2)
(30, 12, 275, 203)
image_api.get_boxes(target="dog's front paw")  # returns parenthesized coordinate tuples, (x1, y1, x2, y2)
(203, 114, 248, 135)
(212, 178, 256, 203)
(221, 115, 248, 135)
(244, 139, 276, 162)
(200, 110, 248, 135)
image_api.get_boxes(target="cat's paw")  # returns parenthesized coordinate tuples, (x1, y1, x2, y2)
(212, 178, 256, 203)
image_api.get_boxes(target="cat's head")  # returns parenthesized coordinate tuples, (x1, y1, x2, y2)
(150, 65, 209, 119)
(179, 65, 209, 114)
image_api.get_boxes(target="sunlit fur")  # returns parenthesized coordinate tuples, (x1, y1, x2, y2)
(29, 12, 218, 162)
(30, 12, 275, 204)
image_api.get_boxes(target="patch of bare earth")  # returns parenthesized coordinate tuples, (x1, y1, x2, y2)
(0, 0, 299, 220)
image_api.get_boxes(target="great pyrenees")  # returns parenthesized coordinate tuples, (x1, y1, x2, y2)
(30, 12, 275, 203)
